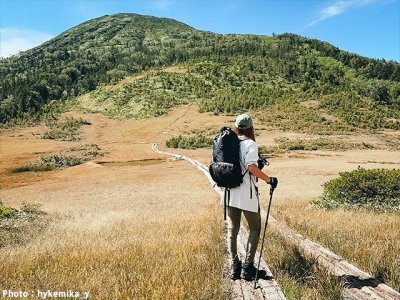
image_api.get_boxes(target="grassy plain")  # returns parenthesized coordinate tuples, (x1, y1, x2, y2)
(1, 104, 399, 298)
(0, 109, 226, 299)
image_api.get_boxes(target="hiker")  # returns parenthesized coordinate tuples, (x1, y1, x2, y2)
(228, 113, 278, 280)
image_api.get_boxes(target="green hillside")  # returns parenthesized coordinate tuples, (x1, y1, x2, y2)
(0, 13, 399, 131)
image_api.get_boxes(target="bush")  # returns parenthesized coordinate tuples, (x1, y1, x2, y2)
(11, 155, 83, 172)
(0, 201, 16, 219)
(11, 144, 104, 173)
(0, 201, 47, 248)
(313, 168, 400, 212)
(260, 138, 374, 156)
(166, 135, 212, 150)
(43, 117, 91, 141)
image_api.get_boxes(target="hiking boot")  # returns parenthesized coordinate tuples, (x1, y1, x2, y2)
(242, 262, 266, 281)
(230, 259, 242, 280)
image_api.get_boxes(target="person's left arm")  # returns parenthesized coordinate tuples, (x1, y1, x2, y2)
(248, 164, 271, 183)
(245, 141, 273, 184)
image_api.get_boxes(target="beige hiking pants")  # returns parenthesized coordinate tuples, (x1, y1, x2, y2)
(227, 206, 261, 264)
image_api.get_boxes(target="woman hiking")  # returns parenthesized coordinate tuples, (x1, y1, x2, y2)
(228, 113, 278, 280)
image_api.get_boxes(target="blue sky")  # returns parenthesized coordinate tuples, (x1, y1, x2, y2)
(0, 0, 399, 61)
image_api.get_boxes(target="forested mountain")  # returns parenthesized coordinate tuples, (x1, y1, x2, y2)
(0, 13, 399, 130)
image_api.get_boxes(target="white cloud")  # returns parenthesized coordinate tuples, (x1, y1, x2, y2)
(0, 28, 53, 58)
(307, 0, 379, 27)
(151, 0, 172, 10)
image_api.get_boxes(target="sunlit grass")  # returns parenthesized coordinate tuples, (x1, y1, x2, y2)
(0, 163, 225, 299)
(1, 215, 224, 299)
(264, 231, 342, 300)
(273, 202, 400, 291)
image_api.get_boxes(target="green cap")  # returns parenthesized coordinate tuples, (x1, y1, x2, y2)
(235, 114, 253, 130)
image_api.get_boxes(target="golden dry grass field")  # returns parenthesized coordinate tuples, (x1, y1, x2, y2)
(1, 104, 399, 298)
(0, 108, 227, 299)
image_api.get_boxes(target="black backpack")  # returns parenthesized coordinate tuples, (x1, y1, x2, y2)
(209, 127, 244, 189)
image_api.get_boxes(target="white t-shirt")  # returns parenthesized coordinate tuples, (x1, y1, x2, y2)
(224, 136, 260, 213)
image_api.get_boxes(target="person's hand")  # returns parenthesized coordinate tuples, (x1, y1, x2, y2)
(268, 177, 278, 189)
(257, 157, 269, 170)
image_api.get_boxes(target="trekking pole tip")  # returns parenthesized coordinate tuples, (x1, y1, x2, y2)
(253, 279, 258, 289)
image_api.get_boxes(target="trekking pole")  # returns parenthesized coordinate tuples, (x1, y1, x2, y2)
(254, 186, 275, 288)
(224, 188, 231, 221)
(224, 188, 227, 220)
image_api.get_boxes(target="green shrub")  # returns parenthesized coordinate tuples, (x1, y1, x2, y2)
(11, 164, 56, 173)
(11, 144, 104, 173)
(11, 155, 83, 173)
(166, 135, 212, 150)
(0, 202, 16, 219)
(260, 138, 374, 156)
(313, 168, 400, 212)
(43, 117, 91, 141)
(0, 201, 47, 248)
(39, 154, 83, 168)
